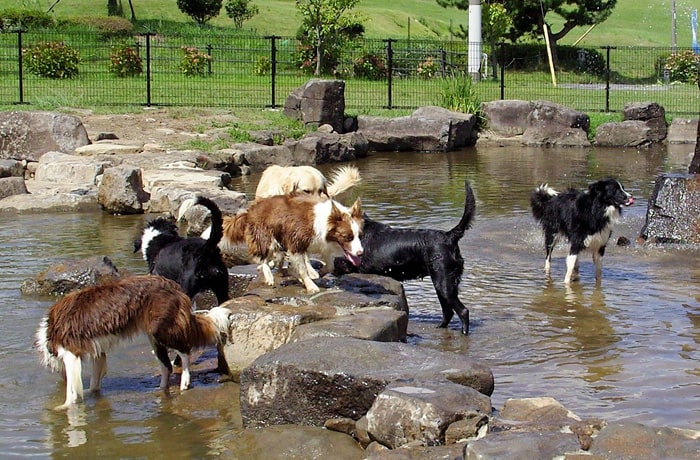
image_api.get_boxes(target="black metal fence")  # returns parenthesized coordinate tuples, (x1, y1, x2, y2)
(1, 30, 698, 115)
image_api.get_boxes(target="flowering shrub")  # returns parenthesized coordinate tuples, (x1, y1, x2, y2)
(179, 46, 212, 77)
(295, 44, 317, 75)
(108, 44, 142, 77)
(664, 50, 700, 84)
(254, 55, 270, 76)
(353, 52, 386, 80)
(22, 41, 79, 79)
(417, 56, 439, 79)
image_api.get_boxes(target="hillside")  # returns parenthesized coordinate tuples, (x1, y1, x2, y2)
(1, 0, 698, 47)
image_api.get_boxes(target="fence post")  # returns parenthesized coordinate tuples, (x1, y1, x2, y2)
(384, 39, 394, 109)
(206, 44, 212, 75)
(143, 32, 153, 107)
(16, 29, 25, 105)
(604, 46, 614, 113)
(499, 42, 505, 100)
(440, 48, 447, 77)
(265, 35, 279, 108)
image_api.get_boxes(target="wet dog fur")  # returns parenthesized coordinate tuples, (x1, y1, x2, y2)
(35, 275, 231, 410)
(334, 180, 476, 335)
(530, 178, 634, 284)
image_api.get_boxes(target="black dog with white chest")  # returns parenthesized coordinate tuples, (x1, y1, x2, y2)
(135, 196, 229, 304)
(530, 178, 634, 284)
(335, 180, 476, 335)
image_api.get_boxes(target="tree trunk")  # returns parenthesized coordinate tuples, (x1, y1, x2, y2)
(315, 32, 322, 76)
(128, 0, 137, 22)
(689, 78, 700, 174)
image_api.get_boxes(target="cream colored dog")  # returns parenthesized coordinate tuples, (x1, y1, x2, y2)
(254, 165, 361, 199)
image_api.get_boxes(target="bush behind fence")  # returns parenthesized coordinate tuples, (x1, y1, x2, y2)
(0, 30, 698, 115)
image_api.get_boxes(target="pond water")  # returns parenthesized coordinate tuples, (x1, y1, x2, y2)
(1, 144, 699, 457)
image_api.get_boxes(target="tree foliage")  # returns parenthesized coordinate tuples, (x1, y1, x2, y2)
(295, 0, 362, 76)
(177, 0, 223, 25)
(224, 0, 259, 28)
(437, 0, 617, 47)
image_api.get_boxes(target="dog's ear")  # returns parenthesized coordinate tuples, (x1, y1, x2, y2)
(133, 238, 142, 253)
(281, 181, 295, 195)
(350, 198, 362, 219)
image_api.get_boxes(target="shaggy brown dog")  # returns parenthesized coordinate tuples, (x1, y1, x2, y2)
(35, 275, 231, 410)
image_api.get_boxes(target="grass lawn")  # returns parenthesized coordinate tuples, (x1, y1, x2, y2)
(2, 0, 698, 46)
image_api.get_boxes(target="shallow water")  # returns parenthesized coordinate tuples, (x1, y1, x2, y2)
(1, 144, 699, 457)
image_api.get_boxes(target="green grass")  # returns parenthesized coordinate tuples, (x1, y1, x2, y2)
(4, 0, 698, 45)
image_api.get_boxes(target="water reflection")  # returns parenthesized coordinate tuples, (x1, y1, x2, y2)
(532, 282, 623, 384)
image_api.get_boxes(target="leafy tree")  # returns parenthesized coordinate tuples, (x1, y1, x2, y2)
(295, 0, 362, 76)
(437, 0, 617, 64)
(224, 0, 259, 28)
(177, 0, 223, 25)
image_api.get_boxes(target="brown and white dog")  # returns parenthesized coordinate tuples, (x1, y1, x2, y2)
(220, 193, 364, 293)
(35, 275, 231, 410)
(254, 164, 361, 199)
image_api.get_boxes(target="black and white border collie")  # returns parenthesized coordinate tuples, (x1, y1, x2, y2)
(530, 178, 634, 284)
(334, 180, 476, 335)
(135, 196, 229, 304)
(35, 275, 231, 410)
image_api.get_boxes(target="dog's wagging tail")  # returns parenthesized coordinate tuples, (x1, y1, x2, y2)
(35, 275, 231, 410)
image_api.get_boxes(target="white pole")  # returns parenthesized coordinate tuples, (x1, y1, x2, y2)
(672, 0, 677, 52)
(468, 0, 482, 81)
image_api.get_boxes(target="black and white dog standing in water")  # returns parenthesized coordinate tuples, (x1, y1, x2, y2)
(335, 180, 476, 335)
(530, 178, 634, 284)
(135, 196, 230, 304)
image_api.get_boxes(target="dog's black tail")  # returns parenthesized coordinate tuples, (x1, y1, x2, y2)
(195, 196, 224, 249)
(448, 180, 476, 242)
(530, 184, 557, 222)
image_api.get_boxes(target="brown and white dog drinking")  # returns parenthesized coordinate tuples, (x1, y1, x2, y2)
(217, 193, 364, 293)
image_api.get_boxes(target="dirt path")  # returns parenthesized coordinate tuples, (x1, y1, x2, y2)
(77, 108, 242, 148)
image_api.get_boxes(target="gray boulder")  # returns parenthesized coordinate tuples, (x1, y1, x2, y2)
(0, 188, 100, 214)
(667, 117, 697, 144)
(479, 100, 590, 147)
(357, 106, 477, 152)
(0, 159, 24, 178)
(523, 100, 590, 147)
(0, 111, 90, 161)
(466, 397, 599, 459)
(284, 79, 346, 133)
(595, 120, 652, 147)
(20, 255, 122, 296)
(216, 425, 365, 460)
(220, 272, 409, 379)
(640, 173, 700, 243)
(589, 423, 700, 460)
(228, 143, 297, 172)
(0, 177, 28, 199)
(466, 431, 582, 459)
(34, 151, 113, 187)
(623, 101, 667, 142)
(97, 166, 150, 214)
(480, 99, 533, 137)
(365, 379, 492, 448)
(239, 336, 494, 428)
(290, 131, 369, 163)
